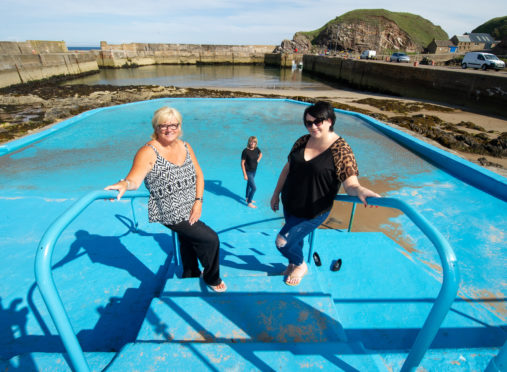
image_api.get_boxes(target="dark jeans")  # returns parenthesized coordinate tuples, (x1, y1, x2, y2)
(276, 209, 330, 265)
(165, 220, 221, 286)
(245, 170, 257, 203)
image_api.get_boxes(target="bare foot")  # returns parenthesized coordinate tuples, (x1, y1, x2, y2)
(247, 203, 257, 208)
(281, 263, 295, 276)
(209, 280, 227, 292)
(285, 262, 308, 286)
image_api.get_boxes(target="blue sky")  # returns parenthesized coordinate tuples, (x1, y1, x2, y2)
(1, 0, 505, 46)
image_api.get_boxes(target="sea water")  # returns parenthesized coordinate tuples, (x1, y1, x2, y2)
(63, 64, 334, 90)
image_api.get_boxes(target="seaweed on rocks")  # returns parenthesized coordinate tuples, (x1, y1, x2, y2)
(389, 115, 506, 157)
(353, 98, 455, 114)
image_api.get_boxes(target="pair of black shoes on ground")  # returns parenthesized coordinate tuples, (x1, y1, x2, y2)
(313, 252, 342, 271)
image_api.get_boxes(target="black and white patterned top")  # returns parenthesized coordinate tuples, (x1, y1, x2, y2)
(144, 143, 196, 225)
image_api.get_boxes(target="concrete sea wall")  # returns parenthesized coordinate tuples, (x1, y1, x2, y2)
(98, 41, 276, 67)
(0, 40, 276, 88)
(302, 55, 507, 117)
(1, 40, 506, 118)
(264, 53, 303, 68)
(0, 41, 99, 88)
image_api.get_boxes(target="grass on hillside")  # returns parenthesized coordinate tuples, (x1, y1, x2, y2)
(472, 16, 507, 39)
(298, 9, 449, 48)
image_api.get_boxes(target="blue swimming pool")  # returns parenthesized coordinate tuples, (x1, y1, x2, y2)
(0, 98, 505, 371)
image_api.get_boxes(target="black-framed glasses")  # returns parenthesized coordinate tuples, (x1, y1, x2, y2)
(304, 118, 324, 127)
(158, 123, 180, 131)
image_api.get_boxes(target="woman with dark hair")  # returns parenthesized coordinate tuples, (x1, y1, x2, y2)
(105, 106, 227, 292)
(270, 101, 380, 286)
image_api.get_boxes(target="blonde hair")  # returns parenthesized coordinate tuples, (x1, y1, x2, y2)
(247, 136, 258, 147)
(151, 106, 183, 139)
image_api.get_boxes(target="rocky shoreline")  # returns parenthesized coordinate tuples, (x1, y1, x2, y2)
(0, 80, 505, 176)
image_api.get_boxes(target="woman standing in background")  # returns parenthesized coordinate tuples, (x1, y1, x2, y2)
(241, 136, 262, 208)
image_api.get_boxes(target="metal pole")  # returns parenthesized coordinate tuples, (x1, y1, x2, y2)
(485, 340, 507, 372)
(307, 230, 316, 263)
(347, 203, 357, 232)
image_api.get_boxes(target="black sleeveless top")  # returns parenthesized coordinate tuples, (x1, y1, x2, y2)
(281, 135, 359, 219)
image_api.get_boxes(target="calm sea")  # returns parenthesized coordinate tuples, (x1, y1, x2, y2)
(63, 64, 334, 91)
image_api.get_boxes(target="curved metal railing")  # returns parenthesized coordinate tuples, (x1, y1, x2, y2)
(35, 190, 149, 372)
(35, 191, 459, 372)
(313, 195, 460, 371)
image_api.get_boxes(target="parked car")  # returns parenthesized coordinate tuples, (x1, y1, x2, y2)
(390, 52, 410, 63)
(461, 52, 505, 71)
(360, 50, 376, 60)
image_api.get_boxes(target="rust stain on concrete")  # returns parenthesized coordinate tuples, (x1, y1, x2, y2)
(297, 310, 310, 322)
(419, 259, 443, 273)
(459, 288, 507, 321)
(323, 176, 419, 254)
(486, 225, 504, 244)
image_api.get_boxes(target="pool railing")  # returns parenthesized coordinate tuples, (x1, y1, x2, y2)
(35, 190, 460, 372)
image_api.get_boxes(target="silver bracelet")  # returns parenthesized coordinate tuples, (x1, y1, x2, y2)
(120, 178, 131, 189)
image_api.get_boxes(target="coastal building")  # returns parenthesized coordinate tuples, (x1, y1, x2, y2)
(426, 39, 457, 53)
(450, 33, 497, 52)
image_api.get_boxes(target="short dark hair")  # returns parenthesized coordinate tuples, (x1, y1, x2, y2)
(303, 101, 336, 131)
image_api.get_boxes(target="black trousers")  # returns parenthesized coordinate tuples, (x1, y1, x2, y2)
(165, 220, 221, 286)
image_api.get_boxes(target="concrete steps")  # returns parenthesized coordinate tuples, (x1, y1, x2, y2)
(107, 341, 386, 371)
(106, 230, 390, 370)
(137, 274, 346, 343)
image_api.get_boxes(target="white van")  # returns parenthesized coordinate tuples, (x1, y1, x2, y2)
(360, 50, 376, 60)
(461, 52, 505, 71)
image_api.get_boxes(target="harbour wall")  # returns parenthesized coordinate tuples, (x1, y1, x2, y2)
(0, 40, 276, 88)
(0, 41, 99, 88)
(98, 41, 276, 67)
(264, 53, 303, 68)
(1, 41, 505, 118)
(302, 55, 507, 117)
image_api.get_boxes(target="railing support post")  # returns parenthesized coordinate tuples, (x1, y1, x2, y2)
(172, 231, 180, 266)
(347, 202, 357, 232)
(485, 339, 507, 372)
(307, 230, 316, 263)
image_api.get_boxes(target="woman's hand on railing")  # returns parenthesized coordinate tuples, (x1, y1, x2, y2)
(104, 181, 128, 200)
(342, 177, 381, 207)
(356, 186, 381, 207)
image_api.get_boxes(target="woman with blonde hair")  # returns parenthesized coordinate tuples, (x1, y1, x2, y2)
(241, 136, 262, 208)
(105, 106, 226, 292)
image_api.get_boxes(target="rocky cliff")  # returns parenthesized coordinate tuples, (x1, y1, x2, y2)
(312, 16, 419, 53)
(277, 9, 448, 54)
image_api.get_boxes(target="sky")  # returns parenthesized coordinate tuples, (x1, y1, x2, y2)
(1, 0, 505, 46)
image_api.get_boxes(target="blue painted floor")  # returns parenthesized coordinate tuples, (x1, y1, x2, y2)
(0, 99, 505, 371)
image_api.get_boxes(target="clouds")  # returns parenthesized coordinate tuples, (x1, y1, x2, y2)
(1, 0, 505, 46)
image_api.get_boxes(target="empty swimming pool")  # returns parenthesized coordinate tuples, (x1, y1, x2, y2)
(0, 98, 505, 371)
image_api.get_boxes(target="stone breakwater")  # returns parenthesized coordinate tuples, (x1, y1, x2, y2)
(303, 55, 507, 118)
(0, 41, 99, 88)
(98, 41, 276, 67)
(0, 40, 277, 88)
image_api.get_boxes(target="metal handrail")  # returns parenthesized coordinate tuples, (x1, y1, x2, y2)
(36, 191, 459, 371)
(486, 339, 507, 372)
(35, 190, 149, 372)
(310, 195, 460, 371)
